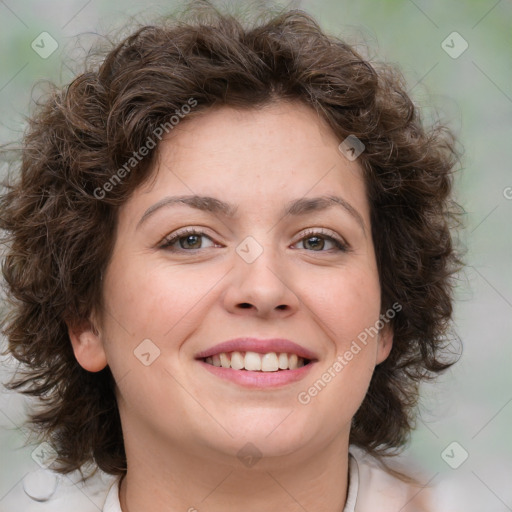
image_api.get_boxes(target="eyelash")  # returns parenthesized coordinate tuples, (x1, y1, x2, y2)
(159, 227, 349, 253)
(298, 228, 349, 252)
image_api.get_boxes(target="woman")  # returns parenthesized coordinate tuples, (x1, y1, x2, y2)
(0, 2, 463, 510)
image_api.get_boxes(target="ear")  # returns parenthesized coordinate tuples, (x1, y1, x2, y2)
(67, 317, 107, 372)
(376, 322, 393, 365)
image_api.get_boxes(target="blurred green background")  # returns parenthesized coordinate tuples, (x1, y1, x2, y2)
(1, 0, 511, 509)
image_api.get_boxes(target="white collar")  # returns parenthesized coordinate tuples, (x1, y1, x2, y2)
(102, 476, 122, 512)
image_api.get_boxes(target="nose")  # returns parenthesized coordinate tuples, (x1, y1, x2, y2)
(222, 243, 300, 319)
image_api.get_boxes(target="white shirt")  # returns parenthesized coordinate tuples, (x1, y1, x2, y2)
(2, 448, 433, 511)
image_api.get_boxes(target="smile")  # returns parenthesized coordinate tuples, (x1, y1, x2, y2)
(203, 351, 310, 371)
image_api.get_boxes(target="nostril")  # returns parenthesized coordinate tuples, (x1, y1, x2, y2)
(239, 303, 252, 309)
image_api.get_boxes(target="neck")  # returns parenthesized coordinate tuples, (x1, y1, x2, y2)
(119, 433, 350, 512)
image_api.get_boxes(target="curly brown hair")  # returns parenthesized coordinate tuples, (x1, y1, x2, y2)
(0, 1, 463, 476)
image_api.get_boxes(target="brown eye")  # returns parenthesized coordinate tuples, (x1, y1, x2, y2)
(302, 236, 326, 251)
(179, 234, 202, 249)
(294, 230, 348, 252)
(160, 230, 216, 251)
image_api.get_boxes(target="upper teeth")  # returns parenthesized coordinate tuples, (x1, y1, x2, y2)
(205, 352, 306, 371)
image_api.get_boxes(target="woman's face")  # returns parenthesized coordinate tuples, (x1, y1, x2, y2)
(72, 100, 392, 466)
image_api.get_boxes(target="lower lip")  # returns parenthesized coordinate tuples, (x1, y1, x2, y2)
(197, 360, 316, 388)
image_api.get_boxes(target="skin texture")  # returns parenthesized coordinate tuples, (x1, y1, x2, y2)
(68, 100, 393, 512)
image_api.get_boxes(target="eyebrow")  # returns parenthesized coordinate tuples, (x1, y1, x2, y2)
(136, 194, 366, 234)
(137, 195, 238, 230)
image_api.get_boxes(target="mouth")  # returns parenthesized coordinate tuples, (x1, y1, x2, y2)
(194, 338, 318, 387)
(200, 351, 313, 372)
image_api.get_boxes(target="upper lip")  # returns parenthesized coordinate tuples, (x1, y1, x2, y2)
(195, 338, 319, 361)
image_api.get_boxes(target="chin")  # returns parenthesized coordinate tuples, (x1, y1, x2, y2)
(216, 420, 319, 458)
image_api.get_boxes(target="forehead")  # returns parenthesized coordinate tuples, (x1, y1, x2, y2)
(124, 101, 369, 226)
(155, 101, 348, 173)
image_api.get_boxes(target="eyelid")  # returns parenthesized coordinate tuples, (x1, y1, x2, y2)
(159, 227, 221, 250)
(292, 227, 350, 251)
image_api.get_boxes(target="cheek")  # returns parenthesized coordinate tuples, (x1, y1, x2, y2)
(295, 268, 381, 427)
(98, 257, 219, 413)
(100, 254, 223, 357)
(299, 262, 381, 349)
(105, 257, 177, 322)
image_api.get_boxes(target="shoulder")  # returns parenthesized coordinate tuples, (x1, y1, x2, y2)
(0, 467, 116, 512)
(349, 447, 435, 512)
